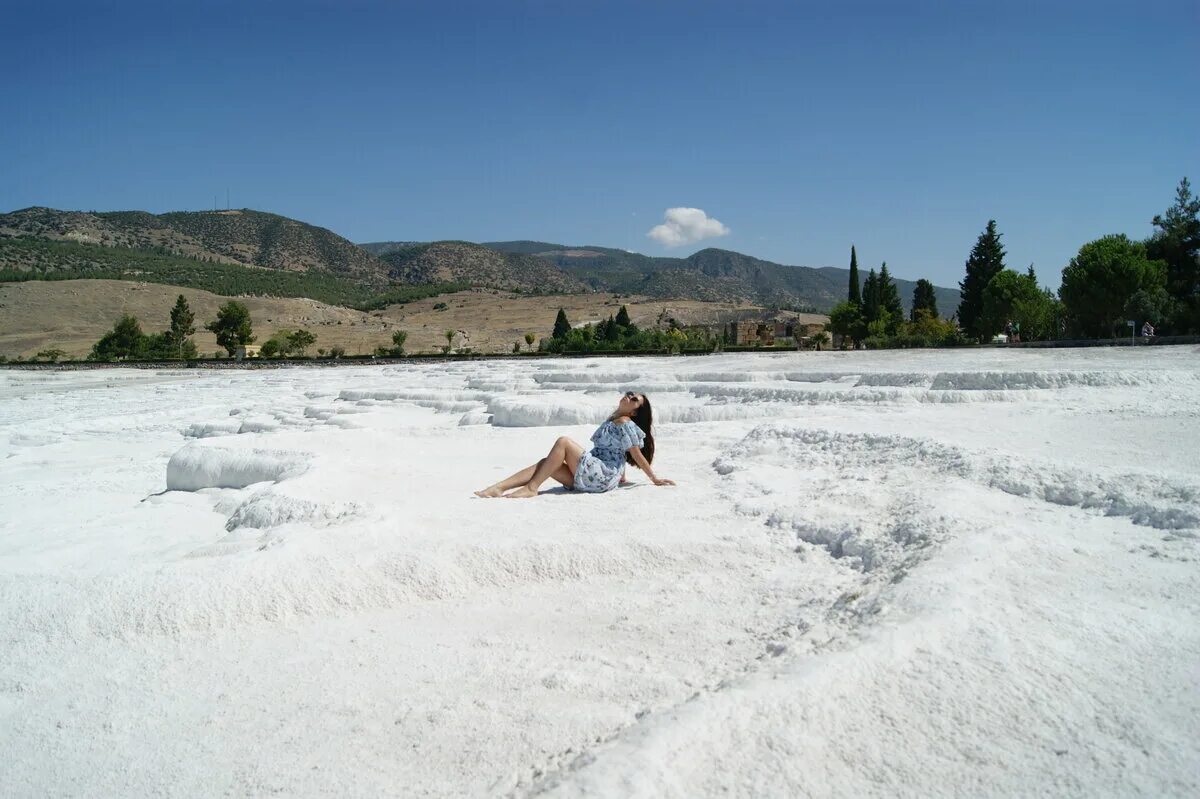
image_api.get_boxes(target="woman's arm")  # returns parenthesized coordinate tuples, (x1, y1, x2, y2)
(627, 447, 675, 486)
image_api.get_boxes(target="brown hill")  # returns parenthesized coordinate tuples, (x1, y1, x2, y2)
(0, 280, 792, 359)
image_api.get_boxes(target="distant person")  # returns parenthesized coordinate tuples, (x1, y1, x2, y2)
(475, 391, 674, 498)
(1012, 321, 1021, 343)
(1004, 320, 1014, 342)
(1141, 321, 1156, 339)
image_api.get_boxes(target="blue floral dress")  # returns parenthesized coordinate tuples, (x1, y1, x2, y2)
(573, 419, 646, 493)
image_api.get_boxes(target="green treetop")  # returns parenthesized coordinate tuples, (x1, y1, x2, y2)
(1147, 177, 1200, 331)
(910, 279, 938, 321)
(877, 262, 903, 333)
(862, 268, 881, 325)
(552, 308, 572, 339)
(206, 301, 254, 356)
(1060, 234, 1166, 338)
(89, 314, 146, 361)
(957, 220, 1007, 341)
(168, 294, 196, 359)
(848, 246, 862, 306)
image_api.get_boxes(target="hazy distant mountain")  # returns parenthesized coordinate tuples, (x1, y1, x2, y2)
(0, 206, 958, 313)
(484, 241, 959, 312)
(376, 241, 588, 294)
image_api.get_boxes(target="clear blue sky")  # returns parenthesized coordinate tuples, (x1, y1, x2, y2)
(2, 0, 1196, 289)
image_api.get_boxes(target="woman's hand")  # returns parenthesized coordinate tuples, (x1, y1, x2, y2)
(653, 477, 676, 487)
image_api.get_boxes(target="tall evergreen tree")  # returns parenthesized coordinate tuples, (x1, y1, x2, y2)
(552, 308, 572, 339)
(615, 305, 632, 327)
(957, 220, 1007, 341)
(862, 269, 881, 324)
(848, 246, 862, 306)
(168, 294, 195, 359)
(1147, 177, 1200, 330)
(878, 262, 903, 326)
(910, 279, 939, 321)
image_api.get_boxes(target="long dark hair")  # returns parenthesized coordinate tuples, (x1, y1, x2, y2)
(625, 394, 654, 467)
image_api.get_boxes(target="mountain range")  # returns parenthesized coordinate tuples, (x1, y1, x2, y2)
(2, 207, 959, 313)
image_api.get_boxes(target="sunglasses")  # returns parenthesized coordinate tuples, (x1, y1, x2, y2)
(624, 391, 642, 405)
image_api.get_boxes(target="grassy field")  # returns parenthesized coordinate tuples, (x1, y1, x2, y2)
(0, 279, 820, 359)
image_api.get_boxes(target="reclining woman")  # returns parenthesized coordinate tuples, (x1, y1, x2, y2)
(475, 391, 675, 498)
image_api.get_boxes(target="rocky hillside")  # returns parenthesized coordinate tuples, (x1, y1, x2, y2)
(1, 210, 588, 298)
(1, 207, 389, 286)
(377, 241, 588, 294)
(485, 241, 959, 312)
(358, 240, 426, 257)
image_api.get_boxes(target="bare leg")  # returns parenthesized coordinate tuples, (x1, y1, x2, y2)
(549, 463, 575, 488)
(475, 463, 538, 498)
(505, 437, 583, 498)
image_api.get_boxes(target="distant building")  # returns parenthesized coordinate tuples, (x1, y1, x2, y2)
(726, 320, 797, 347)
(235, 345, 262, 360)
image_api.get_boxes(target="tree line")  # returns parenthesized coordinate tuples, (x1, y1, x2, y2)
(538, 305, 718, 354)
(828, 177, 1198, 347)
(85, 296, 324, 361)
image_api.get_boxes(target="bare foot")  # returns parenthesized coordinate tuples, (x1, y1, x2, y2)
(474, 487, 504, 498)
(504, 486, 539, 499)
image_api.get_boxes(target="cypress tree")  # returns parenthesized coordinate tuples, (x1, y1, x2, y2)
(910, 279, 939, 321)
(957, 220, 1007, 341)
(552, 308, 572, 339)
(848, 246, 862, 306)
(603, 314, 620, 342)
(615, 305, 632, 327)
(878, 262, 903, 324)
(862, 269, 881, 324)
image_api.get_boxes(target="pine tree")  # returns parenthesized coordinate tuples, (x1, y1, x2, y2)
(878, 262, 903, 329)
(1147, 177, 1200, 329)
(910, 279, 939, 321)
(957, 220, 1007, 341)
(168, 294, 195, 359)
(848, 246, 862, 306)
(603, 314, 620, 343)
(862, 269, 881, 324)
(90, 314, 146, 361)
(206, 301, 254, 356)
(552, 308, 572, 339)
(615, 305, 632, 327)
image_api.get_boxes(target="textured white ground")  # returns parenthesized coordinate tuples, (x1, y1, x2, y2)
(1, 348, 1198, 798)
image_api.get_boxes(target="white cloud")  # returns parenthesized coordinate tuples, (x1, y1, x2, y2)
(646, 207, 730, 247)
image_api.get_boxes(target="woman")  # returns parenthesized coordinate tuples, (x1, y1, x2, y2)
(475, 391, 675, 498)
